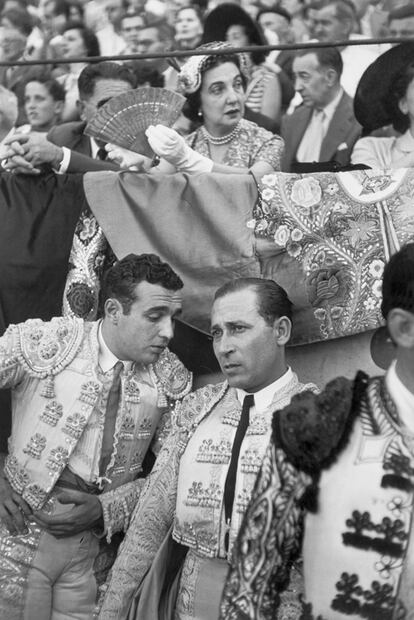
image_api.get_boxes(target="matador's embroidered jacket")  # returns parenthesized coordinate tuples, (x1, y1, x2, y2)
(98, 371, 316, 619)
(0, 316, 192, 538)
(220, 373, 414, 620)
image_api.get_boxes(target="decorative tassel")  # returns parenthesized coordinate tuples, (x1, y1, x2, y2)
(40, 375, 55, 399)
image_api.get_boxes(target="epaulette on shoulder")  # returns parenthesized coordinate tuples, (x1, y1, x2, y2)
(174, 381, 227, 429)
(12, 316, 84, 377)
(152, 348, 192, 401)
(273, 371, 369, 475)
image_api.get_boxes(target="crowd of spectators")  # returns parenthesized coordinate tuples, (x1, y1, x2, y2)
(0, 0, 414, 174)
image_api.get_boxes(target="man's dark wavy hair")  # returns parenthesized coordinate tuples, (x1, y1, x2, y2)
(101, 253, 183, 314)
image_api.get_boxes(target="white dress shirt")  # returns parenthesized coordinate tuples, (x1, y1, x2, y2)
(236, 366, 294, 413)
(296, 88, 343, 162)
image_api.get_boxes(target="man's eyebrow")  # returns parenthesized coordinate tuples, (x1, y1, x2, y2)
(144, 305, 182, 314)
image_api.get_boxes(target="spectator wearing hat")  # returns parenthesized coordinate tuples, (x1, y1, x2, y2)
(281, 46, 361, 172)
(352, 43, 414, 168)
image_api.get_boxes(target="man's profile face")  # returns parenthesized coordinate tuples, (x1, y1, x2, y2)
(108, 280, 182, 365)
(210, 287, 286, 393)
(313, 5, 350, 42)
(80, 77, 133, 122)
(293, 53, 330, 108)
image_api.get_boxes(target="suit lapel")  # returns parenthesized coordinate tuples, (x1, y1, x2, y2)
(320, 93, 352, 161)
(69, 123, 92, 156)
(291, 107, 313, 156)
(283, 106, 312, 169)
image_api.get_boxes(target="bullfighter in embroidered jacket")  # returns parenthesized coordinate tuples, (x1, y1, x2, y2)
(0, 253, 192, 620)
(220, 242, 414, 620)
(98, 277, 317, 620)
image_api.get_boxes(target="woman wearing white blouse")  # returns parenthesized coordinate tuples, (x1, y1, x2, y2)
(351, 43, 414, 169)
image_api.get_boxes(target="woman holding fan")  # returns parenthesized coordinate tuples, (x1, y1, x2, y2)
(106, 43, 284, 176)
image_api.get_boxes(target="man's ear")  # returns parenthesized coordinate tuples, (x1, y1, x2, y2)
(273, 316, 292, 346)
(398, 96, 408, 116)
(387, 308, 414, 349)
(77, 99, 86, 121)
(104, 298, 123, 324)
(325, 67, 337, 87)
(54, 100, 64, 118)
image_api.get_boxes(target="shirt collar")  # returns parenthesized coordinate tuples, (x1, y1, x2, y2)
(319, 87, 343, 124)
(386, 360, 414, 431)
(90, 137, 100, 159)
(98, 321, 132, 373)
(236, 367, 293, 414)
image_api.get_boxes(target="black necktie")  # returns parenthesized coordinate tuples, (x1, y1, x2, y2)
(97, 147, 107, 161)
(99, 361, 123, 476)
(223, 393, 254, 550)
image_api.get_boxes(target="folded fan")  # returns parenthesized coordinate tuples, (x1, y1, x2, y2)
(85, 87, 186, 158)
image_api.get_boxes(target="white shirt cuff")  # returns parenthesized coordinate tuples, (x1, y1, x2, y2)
(55, 146, 71, 174)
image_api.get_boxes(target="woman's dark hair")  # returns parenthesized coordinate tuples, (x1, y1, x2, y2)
(63, 21, 100, 57)
(202, 3, 267, 65)
(183, 52, 247, 123)
(24, 70, 65, 102)
(384, 60, 414, 133)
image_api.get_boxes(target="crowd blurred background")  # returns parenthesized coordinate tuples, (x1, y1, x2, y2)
(0, 0, 413, 173)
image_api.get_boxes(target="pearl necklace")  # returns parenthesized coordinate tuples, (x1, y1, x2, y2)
(201, 121, 241, 146)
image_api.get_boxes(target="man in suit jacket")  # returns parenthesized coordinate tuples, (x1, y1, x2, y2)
(281, 47, 362, 173)
(3, 62, 136, 174)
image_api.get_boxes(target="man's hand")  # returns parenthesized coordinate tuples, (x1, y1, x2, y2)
(0, 475, 32, 535)
(105, 143, 152, 171)
(32, 489, 103, 538)
(2, 132, 63, 173)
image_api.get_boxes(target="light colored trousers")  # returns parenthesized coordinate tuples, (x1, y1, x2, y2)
(0, 500, 99, 620)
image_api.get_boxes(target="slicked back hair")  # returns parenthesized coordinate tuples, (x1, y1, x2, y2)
(214, 278, 293, 326)
(295, 46, 343, 78)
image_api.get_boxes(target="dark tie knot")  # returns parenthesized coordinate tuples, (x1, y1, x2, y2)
(242, 394, 255, 411)
(113, 360, 123, 379)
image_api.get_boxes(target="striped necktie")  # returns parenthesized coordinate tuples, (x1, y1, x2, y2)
(99, 360, 123, 477)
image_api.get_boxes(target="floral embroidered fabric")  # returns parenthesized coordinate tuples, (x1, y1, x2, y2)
(253, 168, 414, 343)
(187, 118, 283, 171)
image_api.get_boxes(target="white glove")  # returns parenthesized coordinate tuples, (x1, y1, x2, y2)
(145, 124, 213, 173)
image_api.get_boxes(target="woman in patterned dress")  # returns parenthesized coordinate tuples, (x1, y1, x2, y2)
(107, 42, 284, 177)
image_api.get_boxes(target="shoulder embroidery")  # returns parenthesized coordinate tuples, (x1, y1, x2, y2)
(150, 348, 192, 402)
(14, 316, 84, 377)
(175, 382, 227, 429)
